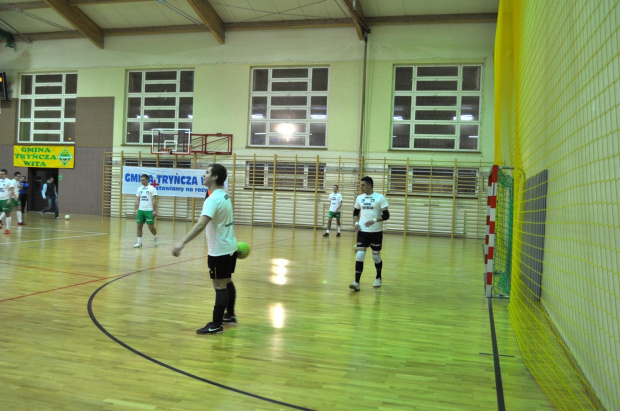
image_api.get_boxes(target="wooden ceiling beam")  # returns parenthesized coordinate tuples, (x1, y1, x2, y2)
(42, 0, 104, 48)
(340, 0, 369, 40)
(366, 13, 498, 25)
(186, 0, 224, 44)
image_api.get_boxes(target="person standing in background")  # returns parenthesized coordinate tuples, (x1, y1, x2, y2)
(19, 175, 29, 216)
(41, 176, 60, 220)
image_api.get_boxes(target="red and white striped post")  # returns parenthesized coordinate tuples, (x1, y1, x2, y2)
(484, 165, 499, 297)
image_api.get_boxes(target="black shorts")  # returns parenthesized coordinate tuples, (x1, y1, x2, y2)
(208, 252, 237, 279)
(356, 231, 383, 251)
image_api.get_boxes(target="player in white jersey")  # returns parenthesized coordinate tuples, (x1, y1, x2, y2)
(350, 176, 390, 291)
(323, 185, 343, 237)
(11, 172, 26, 226)
(172, 164, 240, 335)
(133, 174, 159, 248)
(0, 169, 15, 234)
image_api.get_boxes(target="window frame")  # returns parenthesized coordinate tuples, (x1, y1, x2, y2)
(391, 64, 483, 152)
(246, 161, 326, 191)
(125, 69, 194, 146)
(388, 165, 480, 198)
(17, 73, 78, 144)
(248, 67, 329, 148)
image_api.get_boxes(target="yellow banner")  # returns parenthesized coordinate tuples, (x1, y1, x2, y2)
(13, 145, 75, 168)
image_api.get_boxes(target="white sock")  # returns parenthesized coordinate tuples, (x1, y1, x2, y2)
(137, 237, 142, 244)
(6, 216, 11, 230)
(325, 229, 329, 233)
(16, 211, 22, 223)
(0, 212, 5, 221)
(154, 235, 158, 241)
(338, 227, 341, 233)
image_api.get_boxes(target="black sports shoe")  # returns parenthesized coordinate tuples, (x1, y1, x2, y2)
(336, 232, 341, 237)
(222, 314, 238, 324)
(323, 232, 329, 237)
(196, 322, 223, 334)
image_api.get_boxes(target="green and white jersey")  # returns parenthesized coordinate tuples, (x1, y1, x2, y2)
(202, 188, 237, 257)
(328, 192, 343, 212)
(11, 179, 21, 199)
(0, 178, 14, 201)
(136, 185, 157, 211)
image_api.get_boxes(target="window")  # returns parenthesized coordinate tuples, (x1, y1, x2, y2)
(388, 166, 479, 197)
(249, 67, 329, 148)
(391, 65, 482, 151)
(125, 70, 194, 145)
(18, 73, 77, 144)
(246, 161, 325, 190)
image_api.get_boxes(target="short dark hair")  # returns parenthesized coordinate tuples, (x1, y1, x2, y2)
(209, 163, 227, 185)
(0, 169, 7, 174)
(334, 184, 339, 189)
(14, 171, 21, 177)
(361, 176, 373, 187)
(141, 173, 149, 180)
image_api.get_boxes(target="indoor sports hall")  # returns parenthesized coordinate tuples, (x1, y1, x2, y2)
(0, 1, 617, 410)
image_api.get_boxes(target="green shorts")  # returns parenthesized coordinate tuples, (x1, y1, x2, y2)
(136, 210, 155, 225)
(0, 199, 12, 213)
(328, 211, 341, 219)
(11, 198, 21, 207)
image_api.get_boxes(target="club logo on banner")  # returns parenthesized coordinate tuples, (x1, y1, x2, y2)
(122, 167, 210, 198)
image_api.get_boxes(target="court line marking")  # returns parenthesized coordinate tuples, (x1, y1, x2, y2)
(87, 237, 313, 410)
(488, 297, 506, 411)
(0, 232, 109, 245)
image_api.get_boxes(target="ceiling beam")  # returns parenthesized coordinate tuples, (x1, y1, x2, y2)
(186, 0, 224, 44)
(340, 0, 369, 40)
(42, 0, 104, 48)
(366, 13, 498, 25)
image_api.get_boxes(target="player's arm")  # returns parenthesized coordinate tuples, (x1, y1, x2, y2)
(42, 183, 47, 199)
(353, 206, 361, 231)
(134, 195, 140, 214)
(152, 194, 158, 217)
(364, 206, 389, 227)
(172, 215, 212, 257)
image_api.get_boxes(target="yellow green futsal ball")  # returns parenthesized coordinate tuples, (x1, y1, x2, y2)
(237, 242, 250, 259)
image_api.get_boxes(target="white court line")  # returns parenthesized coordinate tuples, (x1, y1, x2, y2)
(15, 227, 105, 234)
(0, 232, 109, 245)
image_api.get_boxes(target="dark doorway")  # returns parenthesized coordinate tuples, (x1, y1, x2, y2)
(28, 168, 59, 212)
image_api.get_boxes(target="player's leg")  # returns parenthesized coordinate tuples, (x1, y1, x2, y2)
(350, 231, 369, 291)
(324, 212, 333, 236)
(41, 197, 52, 215)
(4, 209, 11, 234)
(144, 211, 158, 246)
(135, 211, 145, 248)
(196, 254, 233, 334)
(370, 232, 384, 287)
(223, 253, 238, 324)
(336, 214, 341, 236)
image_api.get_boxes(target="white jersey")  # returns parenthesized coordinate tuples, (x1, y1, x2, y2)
(202, 188, 237, 257)
(11, 179, 21, 199)
(136, 185, 157, 211)
(328, 192, 343, 212)
(354, 191, 389, 233)
(0, 178, 14, 201)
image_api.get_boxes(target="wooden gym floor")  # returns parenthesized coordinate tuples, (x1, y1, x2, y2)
(0, 215, 554, 410)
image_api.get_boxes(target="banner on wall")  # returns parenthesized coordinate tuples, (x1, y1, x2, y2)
(122, 167, 210, 198)
(14, 146, 75, 168)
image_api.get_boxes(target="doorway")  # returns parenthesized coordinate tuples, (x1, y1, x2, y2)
(28, 168, 59, 212)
